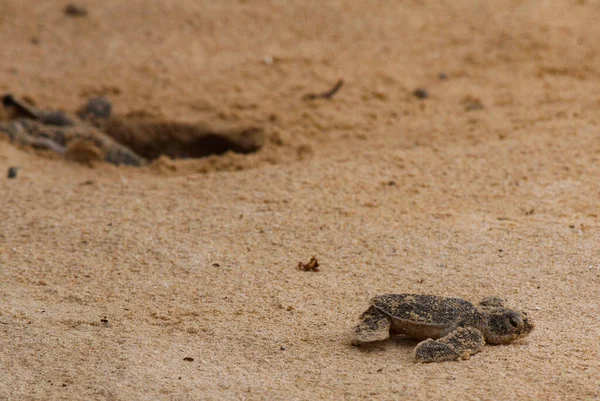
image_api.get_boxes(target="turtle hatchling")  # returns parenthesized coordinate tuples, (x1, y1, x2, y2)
(353, 294, 534, 363)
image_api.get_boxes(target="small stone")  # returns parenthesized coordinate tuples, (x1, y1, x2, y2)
(64, 3, 88, 17)
(7, 167, 18, 179)
(183, 357, 194, 362)
(413, 88, 429, 99)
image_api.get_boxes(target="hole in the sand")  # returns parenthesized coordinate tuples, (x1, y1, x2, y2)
(102, 118, 264, 161)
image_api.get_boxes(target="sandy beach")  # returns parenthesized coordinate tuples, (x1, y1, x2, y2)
(1, 1, 599, 399)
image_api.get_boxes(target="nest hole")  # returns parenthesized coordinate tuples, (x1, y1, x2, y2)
(103, 118, 264, 161)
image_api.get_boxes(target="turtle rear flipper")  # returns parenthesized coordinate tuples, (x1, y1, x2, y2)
(478, 296, 506, 309)
(413, 327, 485, 363)
(353, 306, 392, 343)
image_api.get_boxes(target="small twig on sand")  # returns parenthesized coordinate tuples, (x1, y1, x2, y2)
(302, 80, 344, 101)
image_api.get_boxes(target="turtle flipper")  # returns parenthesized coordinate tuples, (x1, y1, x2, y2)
(353, 306, 392, 343)
(478, 296, 506, 308)
(413, 327, 485, 363)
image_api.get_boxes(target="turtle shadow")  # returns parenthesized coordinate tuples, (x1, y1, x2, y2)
(351, 334, 418, 353)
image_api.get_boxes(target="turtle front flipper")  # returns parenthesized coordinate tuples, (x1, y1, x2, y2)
(413, 327, 485, 363)
(353, 306, 392, 343)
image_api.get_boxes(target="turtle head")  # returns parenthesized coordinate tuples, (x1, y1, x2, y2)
(480, 308, 534, 344)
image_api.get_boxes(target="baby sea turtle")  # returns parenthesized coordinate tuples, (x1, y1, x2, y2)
(0, 94, 145, 166)
(1, 94, 265, 165)
(353, 294, 534, 363)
